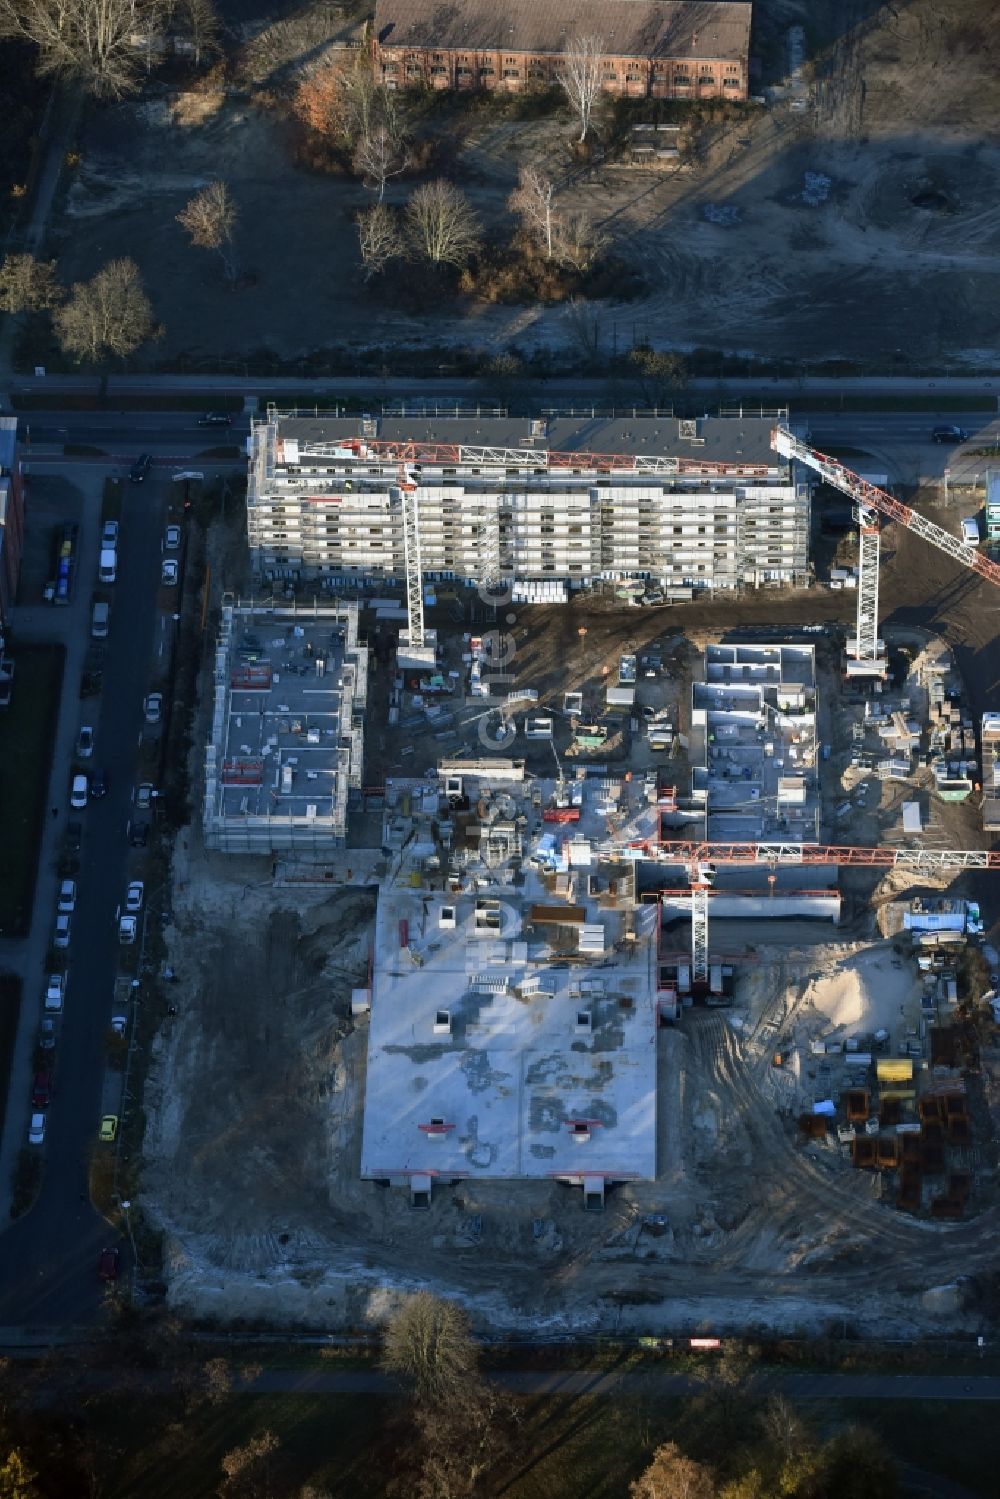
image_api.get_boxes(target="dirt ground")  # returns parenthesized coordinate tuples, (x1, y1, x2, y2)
(139, 568, 1000, 1335)
(46, 0, 1000, 368)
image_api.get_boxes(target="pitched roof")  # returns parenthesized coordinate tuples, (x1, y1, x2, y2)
(374, 0, 752, 61)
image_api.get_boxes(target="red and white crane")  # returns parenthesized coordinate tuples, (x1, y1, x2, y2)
(771, 426, 1000, 675)
(658, 841, 996, 992)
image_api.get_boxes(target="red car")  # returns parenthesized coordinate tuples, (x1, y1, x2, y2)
(98, 1248, 120, 1282)
(31, 1071, 52, 1108)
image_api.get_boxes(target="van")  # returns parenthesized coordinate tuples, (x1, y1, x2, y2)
(960, 517, 979, 546)
(91, 601, 109, 639)
(99, 548, 117, 584)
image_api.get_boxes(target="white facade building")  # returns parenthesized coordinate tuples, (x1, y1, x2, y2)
(246, 413, 811, 594)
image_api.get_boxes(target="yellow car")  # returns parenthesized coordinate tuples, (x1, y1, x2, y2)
(99, 1115, 118, 1143)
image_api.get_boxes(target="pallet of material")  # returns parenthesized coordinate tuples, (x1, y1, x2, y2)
(851, 1137, 878, 1169)
(846, 1088, 869, 1123)
(879, 1096, 902, 1126)
(947, 1170, 971, 1202)
(798, 1114, 828, 1139)
(946, 1114, 971, 1144)
(897, 1168, 922, 1212)
(931, 1196, 964, 1218)
(877, 1136, 900, 1169)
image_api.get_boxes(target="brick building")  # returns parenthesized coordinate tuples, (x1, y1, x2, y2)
(373, 0, 752, 100)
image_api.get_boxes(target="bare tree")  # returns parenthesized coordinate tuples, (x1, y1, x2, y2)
(405, 181, 481, 269)
(0, 0, 164, 98)
(565, 297, 601, 362)
(558, 34, 605, 143)
(553, 210, 606, 272)
(177, 180, 239, 284)
(508, 165, 557, 259)
(353, 125, 408, 202)
(294, 51, 386, 152)
(357, 204, 404, 282)
(54, 257, 156, 363)
(169, 0, 220, 66)
(0, 253, 62, 313)
(630, 1442, 716, 1499)
(381, 1292, 479, 1404)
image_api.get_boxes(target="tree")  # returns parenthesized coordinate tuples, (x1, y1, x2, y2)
(558, 34, 605, 143)
(508, 165, 557, 259)
(353, 125, 408, 202)
(405, 181, 481, 269)
(0, 1449, 40, 1499)
(811, 1426, 897, 1499)
(627, 345, 688, 403)
(219, 1430, 280, 1499)
(170, 0, 220, 67)
(0, 0, 164, 98)
(54, 258, 157, 364)
(294, 52, 383, 150)
(381, 1292, 479, 1404)
(565, 297, 602, 361)
(0, 254, 62, 314)
(553, 210, 606, 272)
(630, 1442, 716, 1499)
(356, 204, 404, 282)
(177, 181, 239, 284)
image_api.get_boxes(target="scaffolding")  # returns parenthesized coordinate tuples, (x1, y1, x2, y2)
(399, 470, 425, 650)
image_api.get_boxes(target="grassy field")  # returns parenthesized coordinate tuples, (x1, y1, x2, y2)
(0, 643, 64, 935)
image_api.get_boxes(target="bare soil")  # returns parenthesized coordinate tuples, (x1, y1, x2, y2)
(140, 591, 1000, 1337)
(45, 0, 1000, 368)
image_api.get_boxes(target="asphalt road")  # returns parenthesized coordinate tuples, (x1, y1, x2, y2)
(0, 467, 167, 1324)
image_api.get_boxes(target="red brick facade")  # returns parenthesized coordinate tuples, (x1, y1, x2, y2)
(374, 1, 752, 102)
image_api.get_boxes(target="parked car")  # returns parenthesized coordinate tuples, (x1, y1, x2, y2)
(31, 1071, 52, 1108)
(90, 768, 108, 799)
(57, 879, 77, 913)
(38, 1018, 56, 1051)
(101, 520, 120, 547)
(98, 1247, 120, 1281)
(118, 915, 137, 945)
(70, 774, 89, 809)
(65, 820, 83, 853)
(143, 693, 162, 725)
(53, 913, 71, 950)
(164, 524, 181, 550)
(110, 1015, 126, 1037)
(28, 1113, 46, 1146)
(931, 425, 969, 444)
(129, 454, 152, 483)
(99, 1114, 118, 1143)
(0, 662, 13, 708)
(129, 821, 150, 849)
(45, 973, 65, 1012)
(161, 559, 179, 587)
(125, 880, 144, 914)
(197, 412, 231, 427)
(75, 725, 94, 759)
(135, 783, 156, 811)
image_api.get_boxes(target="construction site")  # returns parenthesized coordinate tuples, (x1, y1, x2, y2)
(140, 416, 1000, 1338)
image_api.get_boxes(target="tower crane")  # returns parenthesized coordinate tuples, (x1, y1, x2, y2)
(658, 841, 998, 992)
(771, 427, 1000, 674)
(396, 464, 425, 654)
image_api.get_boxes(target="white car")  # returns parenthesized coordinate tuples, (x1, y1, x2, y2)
(143, 693, 162, 725)
(70, 774, 89, 809)
(164, 524, 181, 550)
(110, 1015, 126, 1037)
(45, 973, 65, 1012)
(28, 1112, 46, 1146)
(53, 913, 71, 950)
(57, 879, 76, 913)
(161, 559, 178, 587)
(118, 915, 137, 945)
(125, 880, 144, 913)
(76, 726, 94, 759)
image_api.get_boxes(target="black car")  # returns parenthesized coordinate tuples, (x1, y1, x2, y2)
(129, 453, 152, 483)
(931, 425, 969, 444)
(129, 821, 150, 848)
(197, 412, 232, 427)
(90, 768, 108, 799)
(65, 820, 83, 853)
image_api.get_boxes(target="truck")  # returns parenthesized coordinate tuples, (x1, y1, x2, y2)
(54, 522, 78, 605)
(619, 654, 638, 686)
(99, 548, 117, 584)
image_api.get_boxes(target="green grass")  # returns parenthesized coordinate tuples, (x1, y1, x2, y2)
(0, 974, 23, 1166)
(0, 644, 64, 935)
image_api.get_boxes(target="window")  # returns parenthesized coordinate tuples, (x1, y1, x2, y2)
(479, 66, 495, 76)
(432, 65, 447, 74)
(503, 68, 520, 78)
(457, 65, 471, 75)
(723, 77, 740, 88)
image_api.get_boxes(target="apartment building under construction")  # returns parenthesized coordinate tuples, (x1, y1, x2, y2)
(246, 412, 811, 595)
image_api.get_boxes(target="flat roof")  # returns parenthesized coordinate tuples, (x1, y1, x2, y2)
(266, 413, 790, 472)
(361, 884, 657, 1182)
